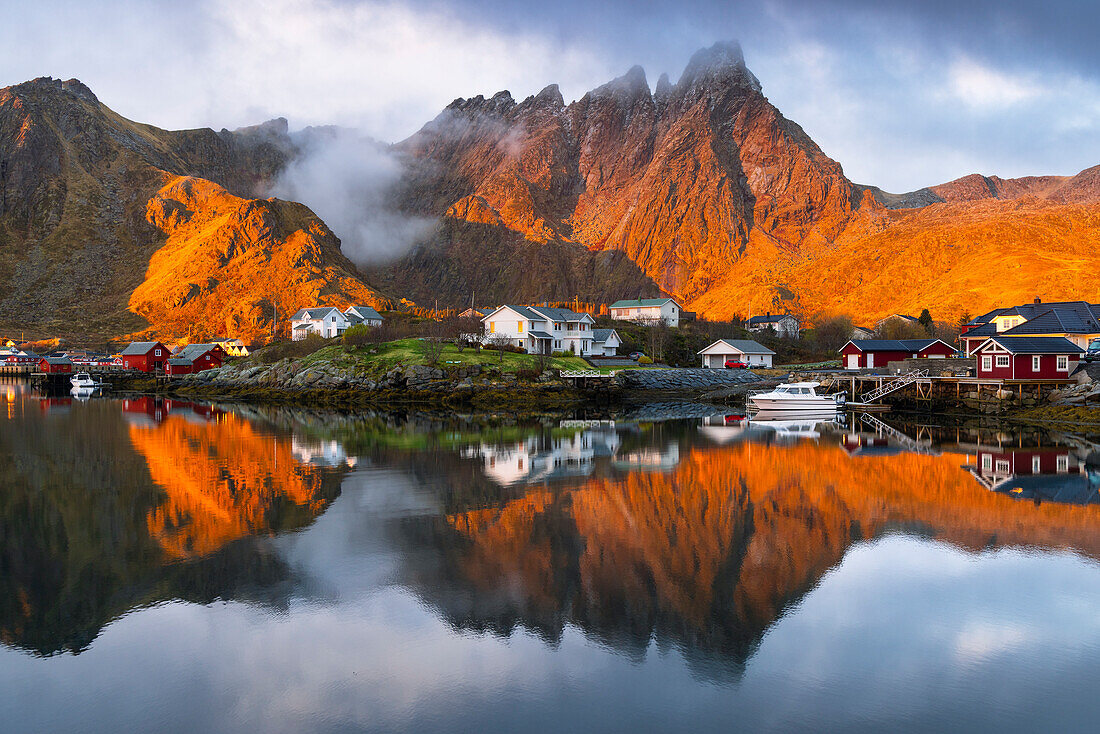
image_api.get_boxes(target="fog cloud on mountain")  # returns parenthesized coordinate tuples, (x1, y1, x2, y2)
(270, 129, 436, 265)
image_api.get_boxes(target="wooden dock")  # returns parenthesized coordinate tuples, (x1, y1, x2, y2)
(823, 373, 1077, 411)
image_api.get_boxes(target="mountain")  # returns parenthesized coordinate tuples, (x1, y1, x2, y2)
(372, 41, 1100, 323)
(0, 77, 391, 341)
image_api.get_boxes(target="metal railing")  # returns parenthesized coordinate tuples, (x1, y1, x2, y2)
(859, 369, 929, 402)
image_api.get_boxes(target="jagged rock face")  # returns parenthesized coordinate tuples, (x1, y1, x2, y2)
(388, 41, 859, 306)
(131, 177, 390, 342)
(0, 77, 385, 340)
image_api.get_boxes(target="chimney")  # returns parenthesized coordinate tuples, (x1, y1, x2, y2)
(1034, 297, 1041, 304)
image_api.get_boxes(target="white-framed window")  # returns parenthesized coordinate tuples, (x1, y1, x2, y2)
(995, 355, 1010, 368)
(155, 349, 162, 356)
(981, 454, 992, 470)
(995, 459, 1011, 474)
(1057, 355, 1069, 371)
(1032, 355, 1042, 372)
(982, 355, 992, 371)
(1057, 455, 1069, 473)
(1032, 455, 1041, 473)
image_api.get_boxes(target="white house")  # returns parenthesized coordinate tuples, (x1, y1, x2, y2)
(290, 307, 352, 340)
(746, 313, 800, 338)
(591, 328, 622, 356)
(609, 298, 682, 327)
(698, 339, 775, 368)
(345, 305, 384, 327)
(482, 305, 596, 355)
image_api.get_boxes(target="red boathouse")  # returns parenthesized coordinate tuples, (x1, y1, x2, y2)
(840, 339, 956, 370)
(121, 341, 170, 372)
(38, 356, 73, 374)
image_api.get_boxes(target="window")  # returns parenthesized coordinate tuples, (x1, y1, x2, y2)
(554, 340, 561, 349)
(981, 454, 992, 470)
(155, 349, 162, 356)
(1032, 355, 1042, 372)
(1057, 355, 1069, 371)
(518, 322, 524, 333)
(1032, 455, 1041, 473)
(489, 322, 495, 333)
(982, 355, 992, 371)
(1057, 455, 1069, 473)
(995, 355, 1010, 368)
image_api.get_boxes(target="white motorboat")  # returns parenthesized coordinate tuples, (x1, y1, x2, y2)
(749, 382, 844, 412)
(70, 372, 102, 390)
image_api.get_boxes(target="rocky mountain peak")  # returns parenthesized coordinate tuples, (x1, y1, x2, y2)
(676, 40, 761, 95)
(591, 65, 651, 104)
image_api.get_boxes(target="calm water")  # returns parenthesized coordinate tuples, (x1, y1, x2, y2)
(2, 382, 1100, 733)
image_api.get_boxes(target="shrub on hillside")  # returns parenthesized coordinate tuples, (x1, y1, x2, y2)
(257, 334, 329, 363)
(638, 355, 653, 364)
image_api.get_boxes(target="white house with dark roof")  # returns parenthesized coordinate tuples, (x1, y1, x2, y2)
(609, 298, 682, 327)
(591, 328, 622, 356)
(746, 313, 800, 338)
(290, 307, 351, 340)
(482, 305, 596, 355)
(344, 305, 384, 327)
(698, 339, 775, 368)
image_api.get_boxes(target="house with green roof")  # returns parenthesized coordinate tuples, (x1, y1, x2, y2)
(608, 298, 683, 327)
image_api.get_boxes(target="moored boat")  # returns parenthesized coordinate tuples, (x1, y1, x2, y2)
(70, 372, 102, 390)
(749, 382, 844, 412)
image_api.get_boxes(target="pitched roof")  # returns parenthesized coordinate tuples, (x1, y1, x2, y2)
(609, 298, 676, 308)
(528, 306, 592, 321)
(290, 307, 343, 320)
(483, 305, 540, 321)
(528, 330, 553, 339)
(962, 322, 998, 338)
(42, 356, 72, 364)
(174, 343, 221, 361)
(698, 339, 775, 355)
(747, 314, 796, 325)
(980, 336, 1085, 354)
(167, 358, 192, 366)
(846, 339, 945, 352)
(345, 305, 383, 321)
(592, 328, 619, 342)
(876, 314, 919, 325)
(1001, 307, 1100, 336)
(121, 341, 163, 355)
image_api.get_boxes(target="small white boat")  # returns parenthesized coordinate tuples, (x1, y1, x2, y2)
(70, 372, 102, 389)
(749, 382, 844, 412)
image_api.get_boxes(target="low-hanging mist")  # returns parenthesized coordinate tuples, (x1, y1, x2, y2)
(270, 128, 436, 265)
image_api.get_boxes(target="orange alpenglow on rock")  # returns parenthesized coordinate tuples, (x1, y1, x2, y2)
(432, 442, 1100, 657)
(128, 409, 339, 559)
(377, 41, 1100, 322)
(129, 176, 391, 343)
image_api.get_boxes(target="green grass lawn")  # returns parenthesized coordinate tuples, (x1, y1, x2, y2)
(296, 338, 592, 375)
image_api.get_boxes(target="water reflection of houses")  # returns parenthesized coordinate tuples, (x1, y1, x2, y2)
(291, 436, 359, 469)
(464, 428, 623, 486)
(122, 396, 225, 428)
(965, 446, 1099, 505)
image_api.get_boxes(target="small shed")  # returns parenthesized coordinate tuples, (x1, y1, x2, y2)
(698, 339, 775, 368)
(972, 336, 1083, 380)
(38, 356, 73, 374)
(591, 328, 623, 356)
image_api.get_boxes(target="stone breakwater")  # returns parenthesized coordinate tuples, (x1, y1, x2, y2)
(614, 368, 763, 391)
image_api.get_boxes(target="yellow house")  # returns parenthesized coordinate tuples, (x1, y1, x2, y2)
(214, 339, 250, 357)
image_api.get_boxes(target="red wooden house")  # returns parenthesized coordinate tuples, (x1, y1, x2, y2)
(840, 339, 956, 370)
(165, 343, 227, 375)
(121, 342, 170, 372)
(972, 336, 1083, 380)
(38, 356, 73, 374)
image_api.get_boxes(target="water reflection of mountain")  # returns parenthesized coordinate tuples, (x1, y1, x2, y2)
(0, 397, 344, 656)
(399, 441, 1100, 678)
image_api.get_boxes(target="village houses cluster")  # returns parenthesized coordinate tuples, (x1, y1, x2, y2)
(9, 294, 1096, 382)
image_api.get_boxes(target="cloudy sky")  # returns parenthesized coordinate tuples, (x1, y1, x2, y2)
(2, 0, 1098, 191)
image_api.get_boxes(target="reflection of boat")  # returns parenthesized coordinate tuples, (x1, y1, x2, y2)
(749, 382, 843, 411)
(749, 411, 840, 439)
(70, 372, 102, 389)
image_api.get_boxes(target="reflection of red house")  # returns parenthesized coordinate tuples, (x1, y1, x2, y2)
(122, 396, 165, 425)
(38, 356, 73, 374)
(121, 342, 170, 372)
(972, 337, 1083, 380)
(840, 339, 955, 369)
